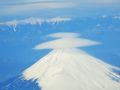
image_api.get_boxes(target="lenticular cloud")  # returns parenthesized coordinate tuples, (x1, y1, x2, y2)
(23, 32, 120, 90)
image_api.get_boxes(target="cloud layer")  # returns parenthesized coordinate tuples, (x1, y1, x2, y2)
(34, 32, 101, 50)
(0, 1, 76, 15)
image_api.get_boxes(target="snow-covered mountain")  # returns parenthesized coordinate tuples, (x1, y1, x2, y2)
(1, 32, 120, 90)
(23, 33, 120, 90)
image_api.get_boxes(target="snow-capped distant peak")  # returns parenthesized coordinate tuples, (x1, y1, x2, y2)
(101, 15, 120, 20)
(46, 17, 71, 23)
(0, 17, 71, 26)
(0, 17, 71, 31)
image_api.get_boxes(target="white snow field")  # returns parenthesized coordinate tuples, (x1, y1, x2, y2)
(23, 32, 120, 90)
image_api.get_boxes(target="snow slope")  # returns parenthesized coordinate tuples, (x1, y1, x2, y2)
(23, 32, 120, 90)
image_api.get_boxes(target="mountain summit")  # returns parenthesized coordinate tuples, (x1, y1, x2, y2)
(22, 32, 120, 90)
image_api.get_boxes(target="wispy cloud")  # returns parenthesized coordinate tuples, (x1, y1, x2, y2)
(0, 0, 119, 18)
(0, 1, 76, 15)
(71, 0, 120, 4)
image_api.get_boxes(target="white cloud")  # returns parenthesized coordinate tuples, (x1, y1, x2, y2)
(0, 1, 76, 14)
(72, 0, 120, 3)
(34, 32, 101, 50)
(49, 32, 80, 38)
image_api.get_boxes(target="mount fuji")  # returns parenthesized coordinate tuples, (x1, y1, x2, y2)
(1, 32, 120, 90)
